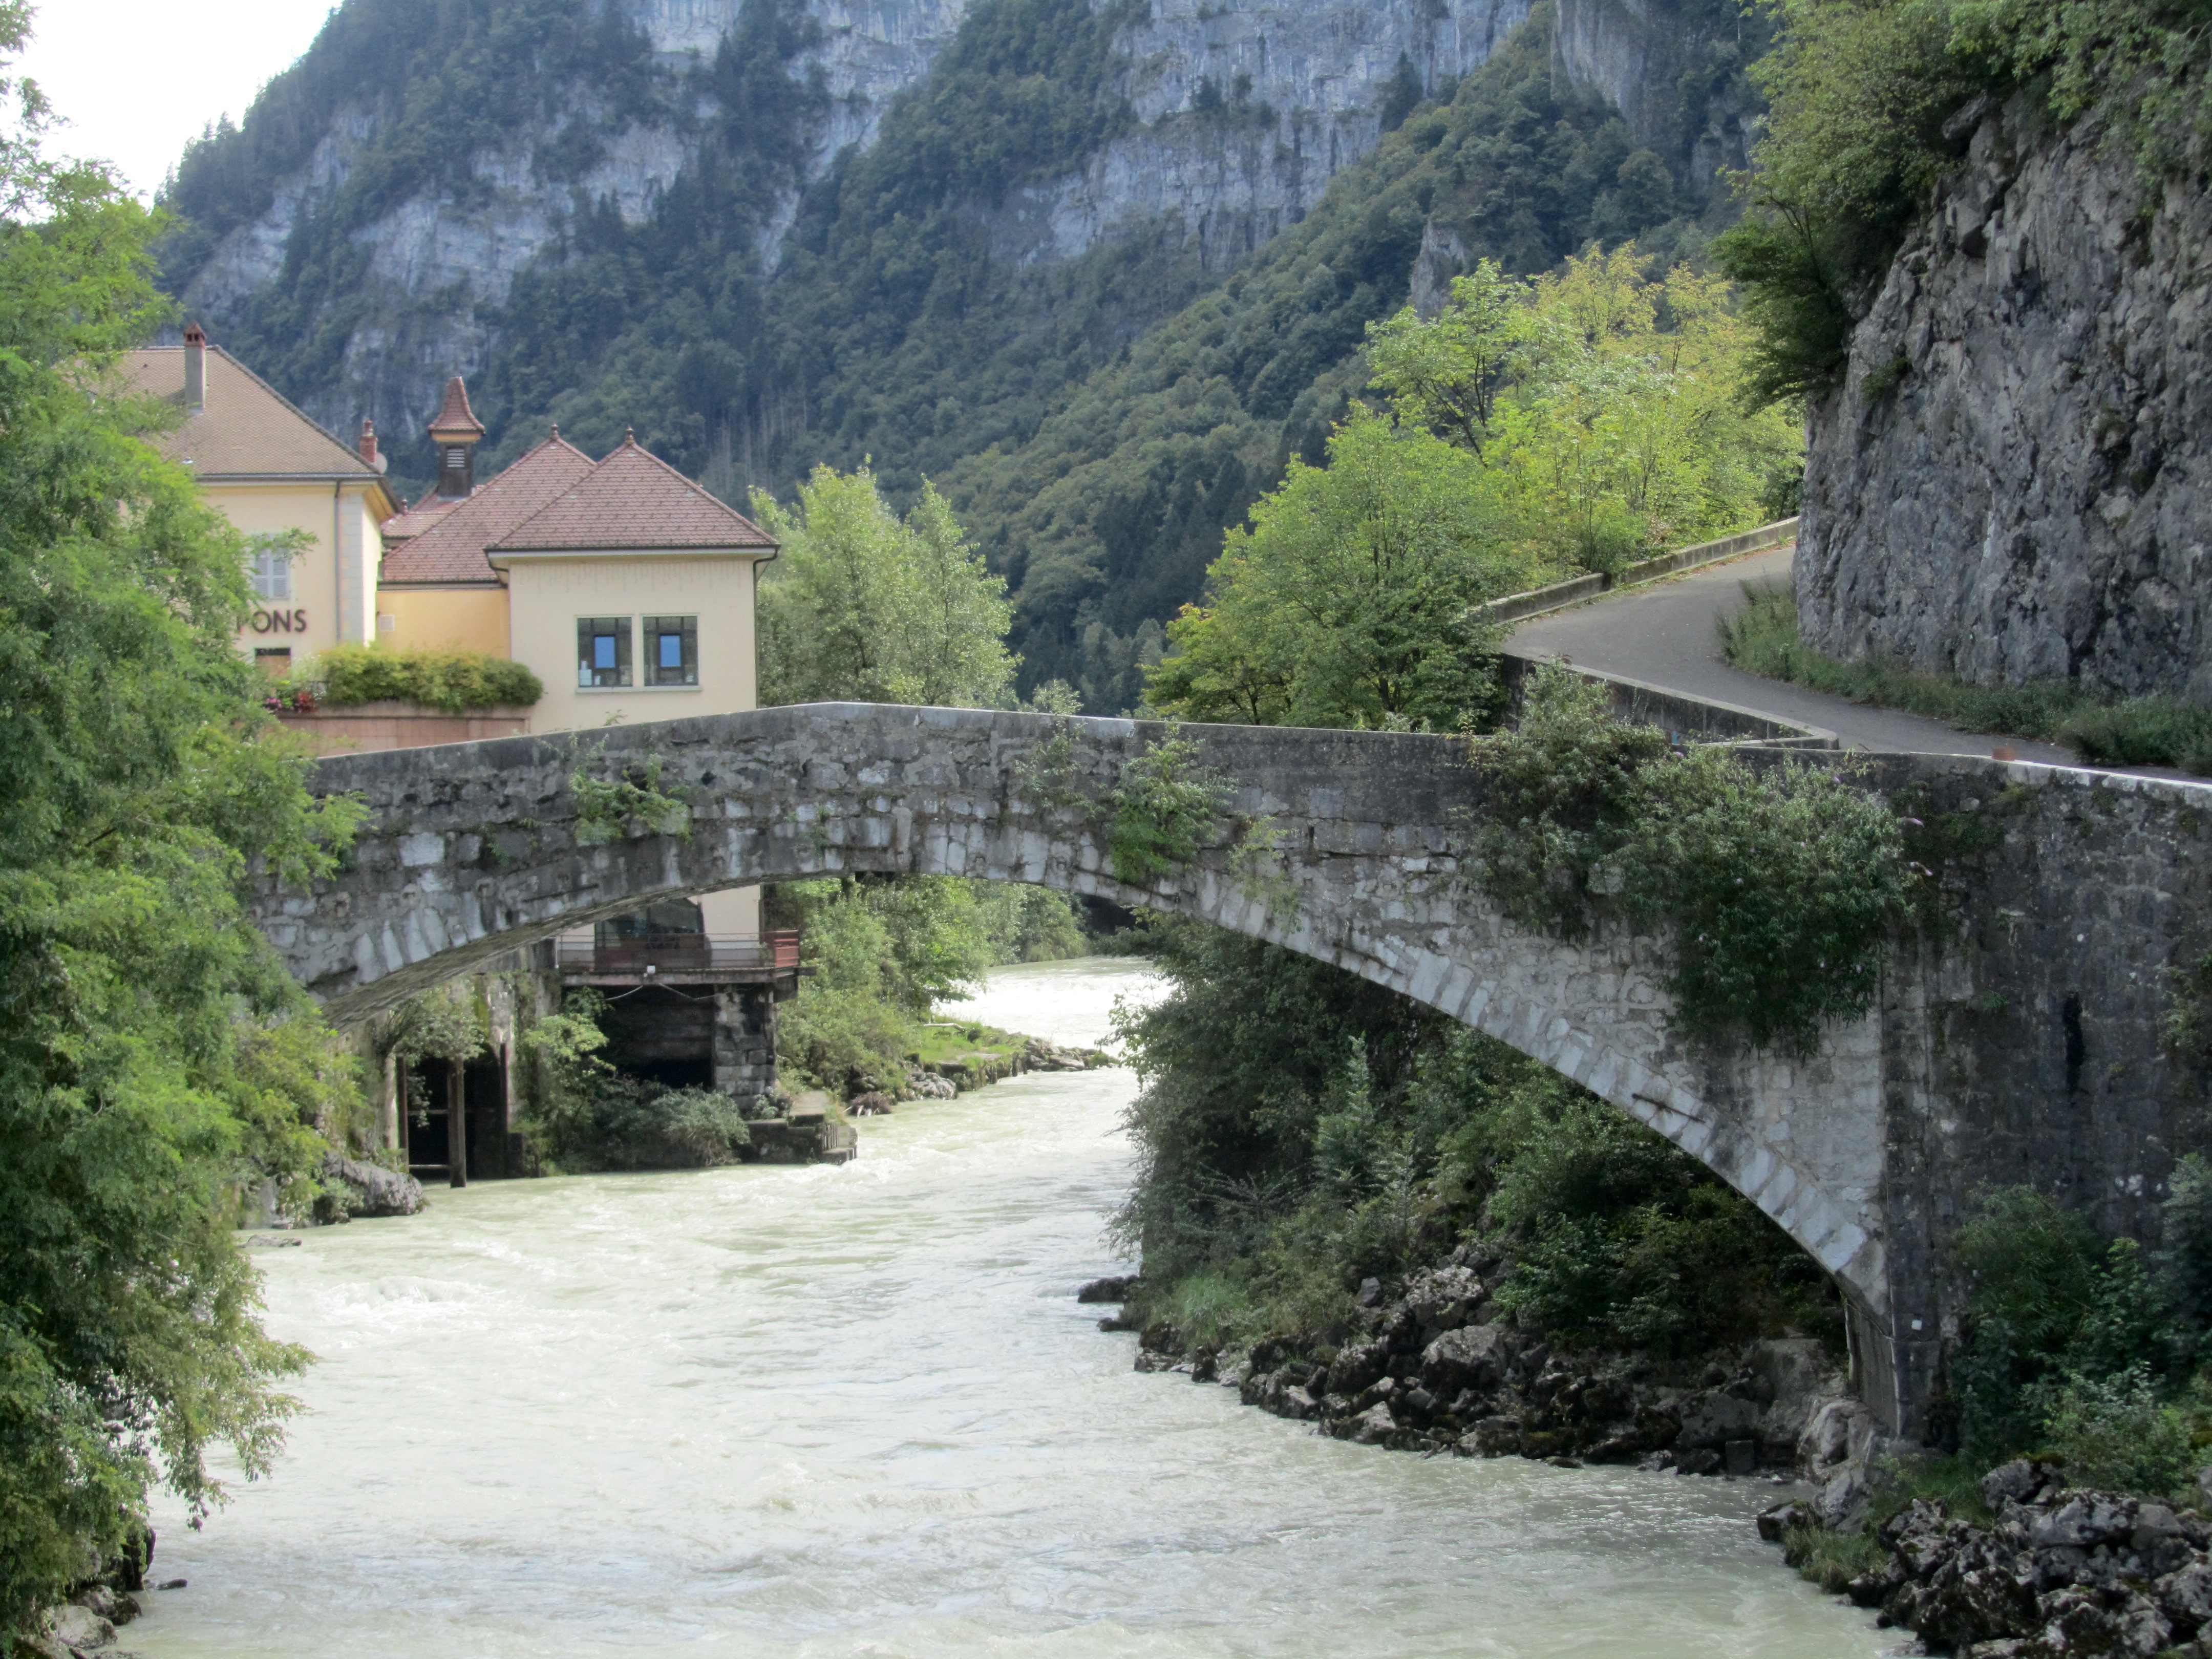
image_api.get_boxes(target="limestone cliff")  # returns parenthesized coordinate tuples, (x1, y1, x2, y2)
(171, 0, 1531, 460)
(1797, 96, 2212, 699)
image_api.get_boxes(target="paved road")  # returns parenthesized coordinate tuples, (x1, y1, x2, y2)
(1507, 544, 2079, 762)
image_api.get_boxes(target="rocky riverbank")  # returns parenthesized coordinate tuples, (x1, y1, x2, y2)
(13, 1520, 169, 1659)
(1094, 1249, 1874, 1477)
(1762, 1463, 2212, 1658)
(1092, 1254, 2212, 1658)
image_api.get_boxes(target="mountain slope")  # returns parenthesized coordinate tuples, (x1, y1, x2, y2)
(157, 0, 1765, 706)
(160, 0, 1536, 495)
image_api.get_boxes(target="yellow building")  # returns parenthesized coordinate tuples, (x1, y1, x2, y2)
(123, 326, 399, 675)
(378, 378, 780, 933)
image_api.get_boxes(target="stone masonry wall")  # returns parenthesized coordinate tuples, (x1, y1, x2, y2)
(258, 704, 2212, 1434)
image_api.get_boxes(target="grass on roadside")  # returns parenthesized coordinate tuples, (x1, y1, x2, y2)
(1718, 583, 2212, 775)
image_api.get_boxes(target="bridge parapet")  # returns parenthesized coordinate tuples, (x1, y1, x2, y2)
(264, 704, 2212, 1441)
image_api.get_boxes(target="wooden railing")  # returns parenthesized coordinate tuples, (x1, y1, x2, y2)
(555, 931, 801, 975)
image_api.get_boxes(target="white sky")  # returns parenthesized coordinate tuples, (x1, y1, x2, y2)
(19, 0, 336, 198)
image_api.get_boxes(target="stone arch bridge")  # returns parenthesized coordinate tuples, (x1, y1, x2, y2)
(260, 704, 2210, 1440)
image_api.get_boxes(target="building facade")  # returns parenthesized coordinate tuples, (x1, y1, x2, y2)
(122, 326, 399, 675)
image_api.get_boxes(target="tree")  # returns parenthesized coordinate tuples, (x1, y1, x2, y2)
(751, 463, 1015, 709)
(1148, 407, 1522, 732)
(1364, 260, 1529, 454)
(0, 10, 361, 1633)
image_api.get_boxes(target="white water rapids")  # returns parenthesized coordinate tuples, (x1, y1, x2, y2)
(130, 957, 1890, 1657)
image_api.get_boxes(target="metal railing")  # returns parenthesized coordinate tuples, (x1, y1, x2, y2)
(555, 931, 801, 975)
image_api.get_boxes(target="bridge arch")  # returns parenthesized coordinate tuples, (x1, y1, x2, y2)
(265, 703, 1892, 1353)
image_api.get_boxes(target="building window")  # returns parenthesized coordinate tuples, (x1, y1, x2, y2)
(577, 616, 631, 688)
(644, 615, 698, 687)
(254, 647, 292, 676)
(250, 544, 292, 600)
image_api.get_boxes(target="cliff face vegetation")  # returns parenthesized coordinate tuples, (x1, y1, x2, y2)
(157, 0, 1762, 700)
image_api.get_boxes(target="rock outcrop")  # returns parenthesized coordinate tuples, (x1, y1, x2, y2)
(321, 1153, 425, 1218)
(1767, 1467, 2212, 1658)
(1117, 1247, 1859, 1474)
(1799, 94, 2212, 699)
(174, 0, 1536, 457)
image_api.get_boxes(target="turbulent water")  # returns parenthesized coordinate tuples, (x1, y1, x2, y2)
(130, 958, 1888, 1658)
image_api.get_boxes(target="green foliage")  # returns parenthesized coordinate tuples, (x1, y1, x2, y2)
(1114, 924, 1842, 1359)
(299, 643, 542, 712)
(2033, 1366, 2197, 1497)
(369, 987, 490, 1079)
(1108, 728, 1230, 885)
(1947, 1186, 2184, 1474)
(952, 6, 1740, 696)
(1470, 668, 1916, 1052)
(769, 874, 1085, 1087)
(1152, 248, 1798, 730)
(753, 464, 1014, 709)
(0, 26, 368, 1631)
(1782, 1521, 1891, 1592)
(1014, 715, 1087, 810)
(2159, 1153, 2212, 1345)
(1146, 409, 1520, 730)
(586, 1080, 753, 1169)
(1719, 0, 2212, 405)
(1719, 580, 2212, 772)
(568, 745, 691, 845)
(1366, 260, 1528, 452)
(514, 992, 752, 1169)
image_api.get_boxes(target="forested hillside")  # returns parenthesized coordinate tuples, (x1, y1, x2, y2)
(156, 0, 1764, 704)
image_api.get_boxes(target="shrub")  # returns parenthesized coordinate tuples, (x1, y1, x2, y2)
(1109, 727, 1230, 885)
(1470, 666, 1917, 1052)
(302, 644, 542, 712)
(588, 1080, 752, 1169)
(2033, 1366, 2197, 1497)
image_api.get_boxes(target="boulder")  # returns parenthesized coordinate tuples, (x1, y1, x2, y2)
(2037, 1585, 2172, 1657)
(907, 1073, 957, 1100)
(321, 1154, 423, 1219)
(1076, 1275, 1137, 1304)
(847, 1091, 895, 1115)
(46, 1605, 115, 1651)
(1813, 1464, 1873, 1530)
(1981, 1459, 2057, 1511)
(1401, 1266, 1482, 1334)
(2030, 1494, 2139, 1552)
(1798, 1396, 1877, 1476)
(1327, 1339, 1390, 1397)
(2159, 1560, 2212, 1635)
(1675, 1390, 1764, 1451)
(1347, 1402, 1397, 1445)
(1469, 1415, 1523, 1457)
(1419, 1325, 1513, 1394)
(1758, 1500, 1816, 1544)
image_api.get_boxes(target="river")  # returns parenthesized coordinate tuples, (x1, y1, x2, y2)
(129, 958, 1888, 1658)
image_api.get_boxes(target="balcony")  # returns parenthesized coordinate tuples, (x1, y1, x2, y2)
(555, 931, 802, 980)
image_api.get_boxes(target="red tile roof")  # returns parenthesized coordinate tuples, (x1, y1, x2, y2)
(379, 433, 594, 584)
(427, 375, 485, 438)
(490, 434, 778, 553)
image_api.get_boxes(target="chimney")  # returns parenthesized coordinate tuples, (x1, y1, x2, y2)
(427, 374, 486, 499)
(358, 417, 387, 473)
(183, 324, 206, 413)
